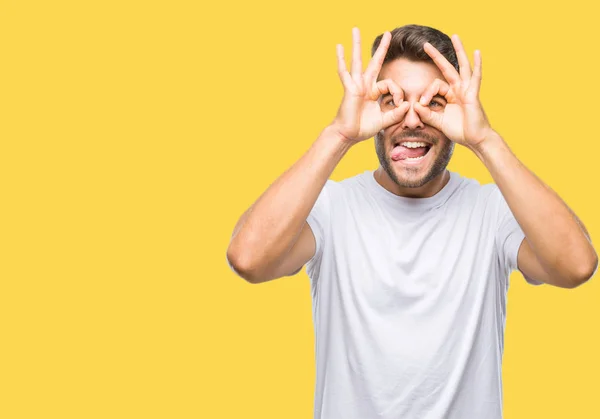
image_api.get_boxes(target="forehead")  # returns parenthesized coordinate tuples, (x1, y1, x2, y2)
(377, 58, 446, 97)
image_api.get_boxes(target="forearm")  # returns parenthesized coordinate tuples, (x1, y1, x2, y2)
(227, 125, 351, 273)
(472, 131, 598, 282)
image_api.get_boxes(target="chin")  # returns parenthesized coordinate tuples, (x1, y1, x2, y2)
(374, 132, 455, 189)
(388, 152, 437, 188)
(390, 165, 435, 188)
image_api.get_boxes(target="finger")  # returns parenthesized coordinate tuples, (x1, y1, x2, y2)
(351, 27, 362, 78)
(364, 31, 391, 83)
(451, 34, 472, 82)
(373, 79, 404, 107)
(336, 44, 354, 87)
(418, 78, 451, 106)
(423, 42, 461, 86)
(382, 101, 410, 128)
(469, 50, 482, 95)
(414, 102, 444, 131)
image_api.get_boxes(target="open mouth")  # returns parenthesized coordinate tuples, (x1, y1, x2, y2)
(391, 141, 432, 163)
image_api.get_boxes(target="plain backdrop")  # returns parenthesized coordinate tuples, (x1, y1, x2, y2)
(1, 0, 599, 418)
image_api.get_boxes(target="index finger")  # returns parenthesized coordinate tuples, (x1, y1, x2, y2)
(364, 31, 391, 83)
(451, 34, 472, 82)
(423, 42, 461, 86)
(351, 27, 362, 78)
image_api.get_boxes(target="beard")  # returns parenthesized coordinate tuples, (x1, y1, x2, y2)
(375, 129, 455, 188)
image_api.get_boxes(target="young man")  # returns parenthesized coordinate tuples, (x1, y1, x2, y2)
(226, 24, 598, 419)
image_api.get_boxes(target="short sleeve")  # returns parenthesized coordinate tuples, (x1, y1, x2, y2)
(304, 179, 334, 275)
(493, 186, 544, 286)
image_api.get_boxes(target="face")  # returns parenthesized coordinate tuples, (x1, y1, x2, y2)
(375, 58, 454, 189)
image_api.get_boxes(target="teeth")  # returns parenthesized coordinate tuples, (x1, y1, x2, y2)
(400, 141, 428, 148)
(405, 155, 425, 161)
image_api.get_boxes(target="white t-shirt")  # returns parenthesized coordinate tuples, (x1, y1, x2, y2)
(304, 169, 542, 419)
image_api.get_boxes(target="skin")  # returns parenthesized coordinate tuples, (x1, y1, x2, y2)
(374, 58, 455, 197)
(228, 27, 597, 288)
(331, 29, 457, 199)
(331, 28, 597, 288)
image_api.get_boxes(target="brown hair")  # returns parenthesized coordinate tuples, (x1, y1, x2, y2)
(371, 24, 459, 73)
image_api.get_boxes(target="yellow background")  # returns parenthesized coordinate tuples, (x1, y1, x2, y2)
(1, 0, 598, 418)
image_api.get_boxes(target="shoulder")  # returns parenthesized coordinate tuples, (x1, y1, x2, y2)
(323, 170, 371, 198)
(446, 173, 510, 221)
(463, 180, 515, 228)
(477, 182, 509, 210)
(446, 171, 489, 203)
(454, 173, 501, 203)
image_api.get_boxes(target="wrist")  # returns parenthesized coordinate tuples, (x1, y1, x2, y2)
(322, 124, 355, 147)
(470, 130, 506, 162)
(315, 125, 355, 157)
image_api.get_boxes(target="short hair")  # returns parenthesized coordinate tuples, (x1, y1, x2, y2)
(371, 24, 459, 74)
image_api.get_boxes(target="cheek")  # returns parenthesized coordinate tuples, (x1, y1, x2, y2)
(431, 131, 450, 147)
(375, 132, 390, 148)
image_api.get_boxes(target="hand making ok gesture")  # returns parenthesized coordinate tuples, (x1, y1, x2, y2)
(331, 28, 410, 145)
(414, 35, 493, 150)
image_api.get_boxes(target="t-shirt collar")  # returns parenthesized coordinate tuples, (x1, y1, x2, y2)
(364, 169, 461, 211)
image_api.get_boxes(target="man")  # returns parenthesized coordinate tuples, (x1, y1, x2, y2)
(226, 24, 598, 419)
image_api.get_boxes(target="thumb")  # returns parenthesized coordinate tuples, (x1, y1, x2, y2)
(414, 102, 443, 131)
(381, 101, 410, 129)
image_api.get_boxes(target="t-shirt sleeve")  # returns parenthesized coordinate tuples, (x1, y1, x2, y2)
(304, 179, 334, 275)
(493, 185, 544, 286)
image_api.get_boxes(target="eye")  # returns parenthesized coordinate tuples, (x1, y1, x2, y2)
(382, 98, 394, 106)
(429, 100, 444, 109)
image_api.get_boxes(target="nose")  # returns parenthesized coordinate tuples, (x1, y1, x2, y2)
(401, 102, 424, 130)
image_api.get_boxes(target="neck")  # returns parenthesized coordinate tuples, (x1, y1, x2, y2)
(374, 167, 450, 198)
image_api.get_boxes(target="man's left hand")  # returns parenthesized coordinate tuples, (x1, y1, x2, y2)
(414, 35, 493, 151)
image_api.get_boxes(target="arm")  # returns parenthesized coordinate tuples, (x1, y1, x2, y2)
(414, 35, 597, 288)
(472, 133, 597, 288)
(227, 27, 410, 284)
(226, 127, 351, 283)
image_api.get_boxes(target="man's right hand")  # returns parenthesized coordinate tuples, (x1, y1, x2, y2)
(330, 27, 410, 145)
(228, 27, 411, 284)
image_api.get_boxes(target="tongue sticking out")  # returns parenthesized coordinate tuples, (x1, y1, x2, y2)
(391, 145, 429, 161)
